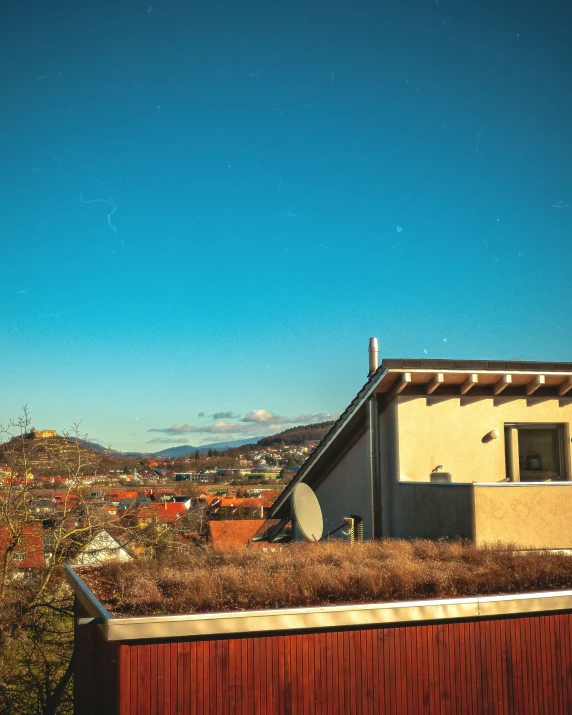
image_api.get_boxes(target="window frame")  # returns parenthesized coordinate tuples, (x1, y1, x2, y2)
(504, 422, 570, 482)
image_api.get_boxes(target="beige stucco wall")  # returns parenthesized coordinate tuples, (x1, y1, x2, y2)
(473, 484, 572, 549)
(396, 395, 572, 484)
(314, 429, 373, 540)
(393, 483, 473, 540)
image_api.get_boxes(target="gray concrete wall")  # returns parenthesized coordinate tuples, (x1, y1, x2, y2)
(314, 430, 373, 540)
(378, 400, 399, 537)
(392, 482, 474, 539)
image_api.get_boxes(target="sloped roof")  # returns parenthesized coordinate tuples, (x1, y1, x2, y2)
(207, 497, 268, 509)
(268, 363, 384, 520)
(125, 502, 187, 524)
(268, 356, 572, 521)
(0, 522, 45, 568)
(208, 520, 266, 553)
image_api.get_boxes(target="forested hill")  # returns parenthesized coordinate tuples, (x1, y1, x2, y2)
(257, 421, 335, 447)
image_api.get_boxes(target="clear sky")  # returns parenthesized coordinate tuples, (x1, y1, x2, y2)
(1, 0, 571, 451)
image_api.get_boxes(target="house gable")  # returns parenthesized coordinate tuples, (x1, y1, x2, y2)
(268, 353, 572, 546)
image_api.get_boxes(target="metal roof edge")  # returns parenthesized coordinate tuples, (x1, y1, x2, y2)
(65, 564, 113, 636)
(381, 358, 572, 373)
(66, 572, 572, 640)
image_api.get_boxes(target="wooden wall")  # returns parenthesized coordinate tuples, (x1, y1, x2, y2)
(76, 609, 572, 714)
(74, 599, 119, 715)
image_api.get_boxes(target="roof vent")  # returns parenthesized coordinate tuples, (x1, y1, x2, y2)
(368, 337, 379, 376)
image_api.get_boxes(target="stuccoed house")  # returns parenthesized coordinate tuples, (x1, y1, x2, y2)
(267, 339, 572, 550)
(66, 340, 572, 714)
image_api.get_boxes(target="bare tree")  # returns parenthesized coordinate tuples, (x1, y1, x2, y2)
(0, 409, 111, 714)
(0, 408, 209, 713)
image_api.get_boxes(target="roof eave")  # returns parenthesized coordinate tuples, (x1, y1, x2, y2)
(268, 366, 389, 519)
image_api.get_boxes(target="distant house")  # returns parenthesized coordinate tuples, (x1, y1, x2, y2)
(71, 529, 133, 566)
(27, 428, 57, 439)
(208, 519, 266, 552)
(174, 472, 199, 482)
(0, 522, 45, 575)
(268, 341, 572, 550)
(121, 502, 187, 526)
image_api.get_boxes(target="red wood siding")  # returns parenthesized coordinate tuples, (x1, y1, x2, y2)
(76, 610, 572, 715)
(74, 600, 119, 715)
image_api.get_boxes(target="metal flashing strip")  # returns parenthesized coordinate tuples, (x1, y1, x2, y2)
(398, 481, 572, 487)
(387, 367, 572, 378)
(472, 482, 572, 487)
(65, 564, 113, 634)
(477, 590, 572, 618)
(65, 566, 572, 641)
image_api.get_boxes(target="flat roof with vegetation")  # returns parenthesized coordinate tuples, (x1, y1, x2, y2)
(77, 540, 572, 618)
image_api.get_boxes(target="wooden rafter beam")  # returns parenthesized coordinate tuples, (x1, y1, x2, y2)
(526, 374, 545, 396)
(387, 372, 412, 401)
(493, 374, 512, 396)
(559, 376, 572, 396)
(427, 373, 444, 395)
(460, 373, 478, 395)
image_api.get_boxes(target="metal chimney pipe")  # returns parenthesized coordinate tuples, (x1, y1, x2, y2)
(368, 337, 379, 376)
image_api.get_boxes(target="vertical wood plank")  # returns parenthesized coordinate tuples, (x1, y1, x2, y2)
(118, 645, 131, 715)
(105, 610, 572, 715)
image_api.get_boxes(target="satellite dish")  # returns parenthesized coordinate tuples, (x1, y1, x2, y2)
(291, 482, 323, 541)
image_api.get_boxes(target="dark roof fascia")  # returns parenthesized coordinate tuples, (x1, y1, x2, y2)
(382, 358, 572, 373)
(268, 366, 388, 520)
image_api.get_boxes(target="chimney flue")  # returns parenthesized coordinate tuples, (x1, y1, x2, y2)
(368, 337, 379, 376)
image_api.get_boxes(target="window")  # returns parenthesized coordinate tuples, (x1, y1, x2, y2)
(505, 424, 568, 482)
(12, 552, 25, 562)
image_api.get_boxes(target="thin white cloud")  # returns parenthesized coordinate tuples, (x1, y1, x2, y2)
(241, 410, 339, 426)
(241, 409, 274, 424)
(148, 421, 259, 436)
(148, 410, 340, 440)
(146, 437, 195, 445)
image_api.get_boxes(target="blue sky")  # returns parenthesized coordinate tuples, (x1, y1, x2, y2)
(1, 0, 571, 451)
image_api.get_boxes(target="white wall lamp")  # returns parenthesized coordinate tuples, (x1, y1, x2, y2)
(482, 429, 499, 443)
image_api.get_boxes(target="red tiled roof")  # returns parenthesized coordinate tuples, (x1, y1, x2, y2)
(0, 522, 45, 568)
(208, 520, 266, 553)
(210, 497, 266, 509)
(163, 502, 187, 515)
(106, 491, 139, 501)
(127, 502, 187, 524)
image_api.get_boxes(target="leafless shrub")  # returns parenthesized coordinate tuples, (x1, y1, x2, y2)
(83, 539, 572, 617)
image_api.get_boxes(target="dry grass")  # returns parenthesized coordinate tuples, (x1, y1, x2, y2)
(81, 540, 572, 617)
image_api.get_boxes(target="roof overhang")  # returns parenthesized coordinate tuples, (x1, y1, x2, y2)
(375, 360, 572, 398)
(267, 358, 572, 521)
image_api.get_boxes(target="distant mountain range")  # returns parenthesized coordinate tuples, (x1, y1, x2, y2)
(75, 422, 336, 460)
(2, 423, 336, 466)
(153, 438, 261, 458)
(76, 437, 261, 459)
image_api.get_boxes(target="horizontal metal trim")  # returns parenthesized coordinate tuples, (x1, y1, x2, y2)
(65, 564, 113, 636)
(472, 482, 572, 487)
(387, 368, 572, 377)
(66, 565, 572, 641)
(398, 482, 471, 487)
(477, 591, 572, 617)
(398, 481, 572, 487)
